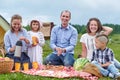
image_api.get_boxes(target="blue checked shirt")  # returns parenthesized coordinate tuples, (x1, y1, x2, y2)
(50, 25, 78, 56)
(4, 28, 32, 53)
(91, 47, 114, 64)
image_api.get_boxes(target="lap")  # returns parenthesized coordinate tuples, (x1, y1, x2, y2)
(45, 53, 74, 66)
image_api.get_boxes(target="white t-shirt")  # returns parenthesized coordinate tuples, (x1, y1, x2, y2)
(80, 33, 96, 61)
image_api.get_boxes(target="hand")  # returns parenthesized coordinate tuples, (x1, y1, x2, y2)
(10, 46, 16, 52)
(36, 37, 39, 43)
(55, 47, 63, 56)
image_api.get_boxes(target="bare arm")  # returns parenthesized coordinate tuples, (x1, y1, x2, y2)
(101, 62, 111, 67)
(81, 43, 87, 58)
(102, 26, 113, 35)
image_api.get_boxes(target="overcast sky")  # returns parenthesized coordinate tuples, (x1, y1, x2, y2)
(0, 0, 120, 26)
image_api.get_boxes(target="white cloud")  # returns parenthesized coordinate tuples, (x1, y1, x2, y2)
(0, 0, 120, 25)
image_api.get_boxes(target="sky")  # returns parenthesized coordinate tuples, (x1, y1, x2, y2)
(0, 0, 120, 26)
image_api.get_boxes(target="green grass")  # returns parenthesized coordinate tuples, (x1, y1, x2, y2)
(0, 34, 120, 80)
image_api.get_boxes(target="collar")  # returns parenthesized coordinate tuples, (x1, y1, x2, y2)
(97, 47, 108, 51)
(59, 24, 70, 30)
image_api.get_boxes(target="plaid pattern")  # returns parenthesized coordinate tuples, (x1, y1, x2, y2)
(91, 47, 114, 64)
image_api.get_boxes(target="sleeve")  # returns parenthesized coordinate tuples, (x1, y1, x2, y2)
(108, 49, 114, 63)
(24, 29, 32, 45)
(26, 31, 32, 46)
(65, 29, 78, 53)
(80, 34, 86, 43)
(50, 27, 57, 50)
(38, 32, 45, 46)
(4, 32, 11, 53)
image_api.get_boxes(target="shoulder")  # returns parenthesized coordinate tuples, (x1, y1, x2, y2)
(5, 30, 11, 36)
(69, 25, 77, 31)
(52, 25, 60, 30)
(106, 47, 114, 53)
(21, 28, 27, 32)
(93, 49, 99, 53)
(81, 33, 89, 38)
(68, 25, 78, 34)
(51, 25, 60, 33)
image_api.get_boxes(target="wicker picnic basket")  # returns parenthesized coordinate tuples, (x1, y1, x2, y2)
(0, 48, 14, 74)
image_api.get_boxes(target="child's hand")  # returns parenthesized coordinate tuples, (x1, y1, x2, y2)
(36, 37, 39, 43)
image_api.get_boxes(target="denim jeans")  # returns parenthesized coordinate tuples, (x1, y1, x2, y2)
(91, 61, 120, 77)
(114, 58, 120, 69)
(5, 52, 32, 69)
(44, 53, 75, 66)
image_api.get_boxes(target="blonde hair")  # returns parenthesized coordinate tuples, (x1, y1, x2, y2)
(96, 34, 109, 44)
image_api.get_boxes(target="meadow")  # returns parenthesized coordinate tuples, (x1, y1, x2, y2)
(0, 34, 120, 80)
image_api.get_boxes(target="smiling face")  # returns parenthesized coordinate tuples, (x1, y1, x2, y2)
(60, 11, 71, 28)
(89, 20, 98, 34)
(87, 18, 103, 34)
(31, 22, 39, 32)
(11, 19, 22, 32)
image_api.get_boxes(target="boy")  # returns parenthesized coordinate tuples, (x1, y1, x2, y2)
(91, 34, 120, 79)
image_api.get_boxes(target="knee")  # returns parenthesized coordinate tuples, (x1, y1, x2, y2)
(64, 59, 74, 67)
(64, 61, 73, 67)
(108, 63, 115, 69)
(43, 55, 51, 65)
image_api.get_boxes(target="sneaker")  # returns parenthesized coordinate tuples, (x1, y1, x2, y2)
(115, 73, 120, 79)
(108, 73, 114, 78)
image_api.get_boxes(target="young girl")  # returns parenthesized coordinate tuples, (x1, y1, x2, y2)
(27, 20, 45, 69)
(4, 14, 32, 71)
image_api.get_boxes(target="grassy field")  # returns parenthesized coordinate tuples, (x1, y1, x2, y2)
(0, 34, 120, 80)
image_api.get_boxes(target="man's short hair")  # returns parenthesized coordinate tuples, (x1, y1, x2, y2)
(60, 10, 71, 18)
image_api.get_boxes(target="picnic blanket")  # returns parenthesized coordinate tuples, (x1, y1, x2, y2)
(21, 65, 98, 80)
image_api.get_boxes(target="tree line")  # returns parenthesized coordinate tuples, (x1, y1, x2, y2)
(23, 23, 120, 34)
(72, 23, 120, 34)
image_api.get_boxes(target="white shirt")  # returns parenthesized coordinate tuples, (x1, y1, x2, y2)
(80, 33, 96, 61)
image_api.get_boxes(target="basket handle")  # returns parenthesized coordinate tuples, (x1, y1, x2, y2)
(0, 48, 5, 57)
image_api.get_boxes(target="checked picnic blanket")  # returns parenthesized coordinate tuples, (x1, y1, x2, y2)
(21, 65, 98, 80)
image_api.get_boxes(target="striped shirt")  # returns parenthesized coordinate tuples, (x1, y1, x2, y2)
(91, 47, 114, 64)
(4, 28, 31, 53)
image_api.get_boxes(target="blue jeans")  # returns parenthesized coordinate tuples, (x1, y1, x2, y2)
(92, 61, 120, 77)
(114, 58, 120, 69)
(5, 52, 32, 69)
(44, 53, 74, 66)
